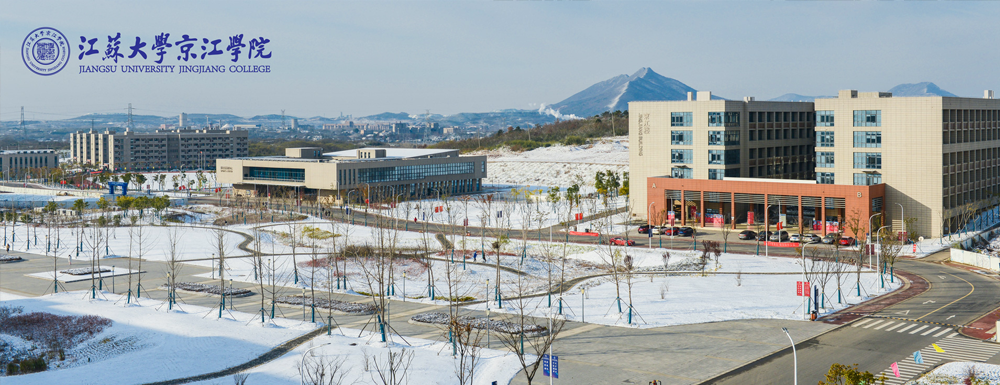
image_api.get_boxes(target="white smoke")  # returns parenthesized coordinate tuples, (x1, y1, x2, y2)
(536, 103, 581, 120)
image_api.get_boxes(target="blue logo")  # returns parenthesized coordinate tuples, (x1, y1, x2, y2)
(22, 27, 70, 76)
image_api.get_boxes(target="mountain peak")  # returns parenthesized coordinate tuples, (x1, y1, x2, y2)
(547, 68, 707, 118)
(887, 82, 957, 97)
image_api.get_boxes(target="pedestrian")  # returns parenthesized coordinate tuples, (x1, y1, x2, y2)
(473, 252, 477, 262)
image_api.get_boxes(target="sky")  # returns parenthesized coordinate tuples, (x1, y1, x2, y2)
(1, 0, 999, 121)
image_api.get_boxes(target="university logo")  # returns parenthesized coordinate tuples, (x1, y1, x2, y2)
(22, 27, 70, 76)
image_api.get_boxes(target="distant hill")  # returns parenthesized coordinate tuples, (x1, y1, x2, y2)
(433, 111, 627, 153)
(887, 82, 958, 97)
(547, 68, 719, 118)
(768, 93, 833, 102)
(358, 112, 413, 121)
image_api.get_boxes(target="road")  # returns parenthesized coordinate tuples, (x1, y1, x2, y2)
(706, 257, 1000, 385)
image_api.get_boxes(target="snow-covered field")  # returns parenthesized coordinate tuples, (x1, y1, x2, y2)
(473, 137, 628, 190)
(908, 362, 1000, 384)
(0, 291, 521, 385)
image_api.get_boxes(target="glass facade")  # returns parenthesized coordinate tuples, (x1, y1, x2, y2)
(818, 131, 835, 147)
(853, 110, 881, 127)
(853, 131, 882, 148)
(817, 152, 835, 168)
(708, 130, 740, 146)
(817, 172, 835, 184)
(853, 152, 882, 169)
(854, 172, 882, 186)
(358, 162, 475, 183)
(671, 167, 692, 179)
(671, 130, 693, 145)
(248, 167, 305, 182)
(708, 112, 740, 127)
(708, 169, 724, 180)
(671, 149, 693, 164)
(708, 149, 740, 165)
(816, 110, 835, 127)
(671, 112, 693, 127)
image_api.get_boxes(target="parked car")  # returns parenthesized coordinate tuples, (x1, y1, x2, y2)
(769, 230, 790, 242)
(822, 233, 841, 244)
(610, 237, 636, 246)
(651, 226, 666, 235)
(637, 225, 651, 234)
(802, 234, 822, 244)
(789, 233, 802, 242)
(838, 236, 856, 246)
(678, 227, 694, 237)
(738, 230, 757, 240)
(756, 231, 773, 241)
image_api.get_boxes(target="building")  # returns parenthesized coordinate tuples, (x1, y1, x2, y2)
(0, 150, 58, 177)
(632, 89, 1000, 238)
(70, 128, 249, 171)
(179, 113, 188, 128)
(216, 147, 487, 204)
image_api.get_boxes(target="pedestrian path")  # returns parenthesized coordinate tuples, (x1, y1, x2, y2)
(875, 334, 1000, 385)
(851, 318, 958, 338)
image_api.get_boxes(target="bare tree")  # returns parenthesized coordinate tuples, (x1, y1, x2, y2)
(495, 303, 567, 385)
(369, 348, 413, 385)
(162, 226, 184, 310)
(452, 318, 486, 385)
(298, 349, 349, 385)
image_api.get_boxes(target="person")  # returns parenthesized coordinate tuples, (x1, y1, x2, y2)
(472, 252, 477, 262)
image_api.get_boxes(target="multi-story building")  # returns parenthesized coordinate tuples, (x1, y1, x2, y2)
(70, 128, 249, 171)
(216, 147, 487, 203)
(633, 89, 1000, 239)
(0, 149, 59, 177)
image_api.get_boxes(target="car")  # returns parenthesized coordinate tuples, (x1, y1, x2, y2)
(738, 230, 757, 240)
(769, 230, 789, 242)
(610, 237, 636, 246)
(650, 226, 665, 235)
(838, 236, 856, 246)
(802, 234, 822, 244)
(789, 233, 802, 242)
(756, 231, 773, 241)
(678, 227, 694, 237)
(637, 225, 651, 234)
(822, 233, 841, 244)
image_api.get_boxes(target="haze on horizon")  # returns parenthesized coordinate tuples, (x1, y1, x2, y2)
(1, 0, 997, 121)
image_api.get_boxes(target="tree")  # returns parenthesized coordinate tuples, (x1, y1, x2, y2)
(818, 363, 885, 385)
(594, 171, 607, 200)
(134, 173, 147, 192)
(618, 171, 629, 197)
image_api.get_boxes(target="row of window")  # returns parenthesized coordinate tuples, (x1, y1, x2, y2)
(670, 130, 740, 145)
(815, 172, 882, 186)
(671, 111, 817, 127)
(747, 145, 812, 159)
(748, 111, 813, 124)
(357, 162, 476, 184)
(670, 149, 740, 165)
(816, 131, 883, 147)
(670, 167, 742, 179)
(748, 127, 811, 141)
(815, 152, 882, 169)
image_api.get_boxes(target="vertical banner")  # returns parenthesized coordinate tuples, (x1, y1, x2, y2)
(747, 211, 754, 225)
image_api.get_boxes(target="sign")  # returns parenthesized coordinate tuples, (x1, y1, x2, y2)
(542, 354, 558, 378)
(776, 222, 783, 231)
(463, 218, 468, 226)
(497, 210, 503, 218)
(575, 213, 583, 221)
(668, 211, 675, 227)
(747, 211, 754, 225)
(796, 281, 810, 297)
(707, 214, 724, 227)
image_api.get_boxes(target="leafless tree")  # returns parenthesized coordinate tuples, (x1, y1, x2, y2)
(232, 372, 249, 385)
(298, 349, 350, 385)
(369, 348, 413, 385)
(495, 299, 567, 385)
(452, 317, 486, 385)
(162, 226, 184, 310)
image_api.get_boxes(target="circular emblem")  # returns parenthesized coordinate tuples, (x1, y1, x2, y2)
(22, 27, 70, 76)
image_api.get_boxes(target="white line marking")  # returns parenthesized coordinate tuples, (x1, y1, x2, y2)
(897, 324, 918, 333)
(885, 323, 905, 331)
(921, 327, 941, 336)
(947, 332, 958, 338)
(874, 321, 895, 330)
(865, 320, 886, 329)
(909, 325, 930, 334)
(853, 319, 875, 327)
(932, 329, 952, 337)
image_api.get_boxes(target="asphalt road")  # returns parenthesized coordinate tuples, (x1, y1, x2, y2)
(705, 258, 1000, 385)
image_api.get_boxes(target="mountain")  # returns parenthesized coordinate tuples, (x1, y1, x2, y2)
(887, 82, 957, 97)
(358, 112, 412, 121)
(547, 68, 717, 118)
(768, 93, 833, 102)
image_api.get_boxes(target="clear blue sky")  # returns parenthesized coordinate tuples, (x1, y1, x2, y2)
(1, 0, 998, 121)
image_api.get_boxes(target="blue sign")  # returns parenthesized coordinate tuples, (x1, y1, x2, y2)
(542, 354, 558, 378)
(22, 27, 71, 76)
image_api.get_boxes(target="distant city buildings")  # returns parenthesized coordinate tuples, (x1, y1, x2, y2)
(70, 128, 248, 171)
(0, 149, 58, 177)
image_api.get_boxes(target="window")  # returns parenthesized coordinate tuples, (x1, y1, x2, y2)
(708, 131, 723, 145)
(853, 131, 882, 148)
(725, 149, 740, 164)
(817, 131, 835, 147)
(709, 150, 724, 165)
(853, 152, 882, 169)
(725, 112, 740, 126)
(854, 110, 881, 127)
(357, 162, 476, 183)
(709, 112, 724, 127)
(671, 149, 693, 164)
(817, 152, 835, 168)
(816, 111, 834, 127)
(671, 167, 692, 179)
(671, 112, 693, 127)
(248, 167, 305, 182)
(749, 112, 757, 123)
(817, 172, 835, 184)
(854, 172, 882, 186)
(749, 148, 756, 159)
(725, 130, 740, 145)
(708, 169, 724, 180)
(725, 168, 740, 178)
(749, 130, 756, 141)
(671, 130, 693, 145)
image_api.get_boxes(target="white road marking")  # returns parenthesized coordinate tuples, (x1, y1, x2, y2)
(909, 325, 930, 334)
(921, 327, 941, 336)
(932, 329, 952, 337)
(864, 320, 886, 329)
(874, 321, 895, 330)
(852, 319, 875, 328)
(897, 324, 918, 333)
(885, 323, 905, 331)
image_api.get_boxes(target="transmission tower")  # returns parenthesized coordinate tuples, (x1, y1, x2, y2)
(281, 109, 286, 130)
(126, 103, 134, 131)
(20, 106, 24, 136)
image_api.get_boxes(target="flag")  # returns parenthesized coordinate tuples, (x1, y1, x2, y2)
(777, 222, 783, 231)
(890, 362, 900, 377)
(913, 351, 923, 364)
(932, 343, 945, 353)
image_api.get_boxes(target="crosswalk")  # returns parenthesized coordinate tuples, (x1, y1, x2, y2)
(851, 318, 958, 338)
(876, 334, 1000, 385)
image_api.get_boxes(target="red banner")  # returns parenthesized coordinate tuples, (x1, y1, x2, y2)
(569, 231, 599, 237)
(796, 281, 810, 297)
(747, 211, 754, 225)
(707, 214, 724, 227)
(575, 213, 583, 221)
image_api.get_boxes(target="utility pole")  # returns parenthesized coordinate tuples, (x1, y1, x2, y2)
(281, 109, 286, 130)
(20, 106, 25, 136)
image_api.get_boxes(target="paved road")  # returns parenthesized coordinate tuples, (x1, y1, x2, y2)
(705, 258, 1000, 385)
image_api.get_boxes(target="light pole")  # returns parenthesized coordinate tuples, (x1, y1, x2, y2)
(781, 327, 798, 385)
(764, 204, 772, 258)
(300, 343, 332, 385)
(648, 202, 655, 249)
(876, 225, 891, 290)
(895, 202, 904, 243)
(800, 243, 808, 320)
(868, 212, 882, 268)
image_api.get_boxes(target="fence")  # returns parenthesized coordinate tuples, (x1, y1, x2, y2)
(949, 248, 1000, 272)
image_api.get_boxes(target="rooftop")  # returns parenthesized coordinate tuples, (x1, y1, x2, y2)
(324, 148, 455, 159)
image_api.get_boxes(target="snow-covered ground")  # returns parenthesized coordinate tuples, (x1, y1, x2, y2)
(908, 362, 1000, 384)
(467, 250, 901, 328)
(0, 291, 521, 385)
(473, 137, 628, 190)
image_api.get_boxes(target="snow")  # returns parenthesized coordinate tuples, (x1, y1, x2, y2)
(0, 291, 522, 385)
(908, 362, 1000, 384)
(471, 137, 628, 190)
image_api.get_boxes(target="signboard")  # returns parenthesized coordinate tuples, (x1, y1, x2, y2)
(542, 354, 559, 378)
(575, 213, 584, 221)
(747, 211, 754, 225)
(707, 214, 724, 227)
(668, 211, 675, 227)
(796, 281, 810, 297)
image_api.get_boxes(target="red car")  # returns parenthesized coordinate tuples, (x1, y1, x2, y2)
(610, 237, 636, 246)
(838, 236, 856, 246)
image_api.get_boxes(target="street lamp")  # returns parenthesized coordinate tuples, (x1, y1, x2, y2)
(781, 327, 798, 385)
(300, 343, 332, 385)
(868, 212, 882, 268)
(764, 204, 772, 258)
(648, 202, 655, 249)
(895, 202, 904, 243)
